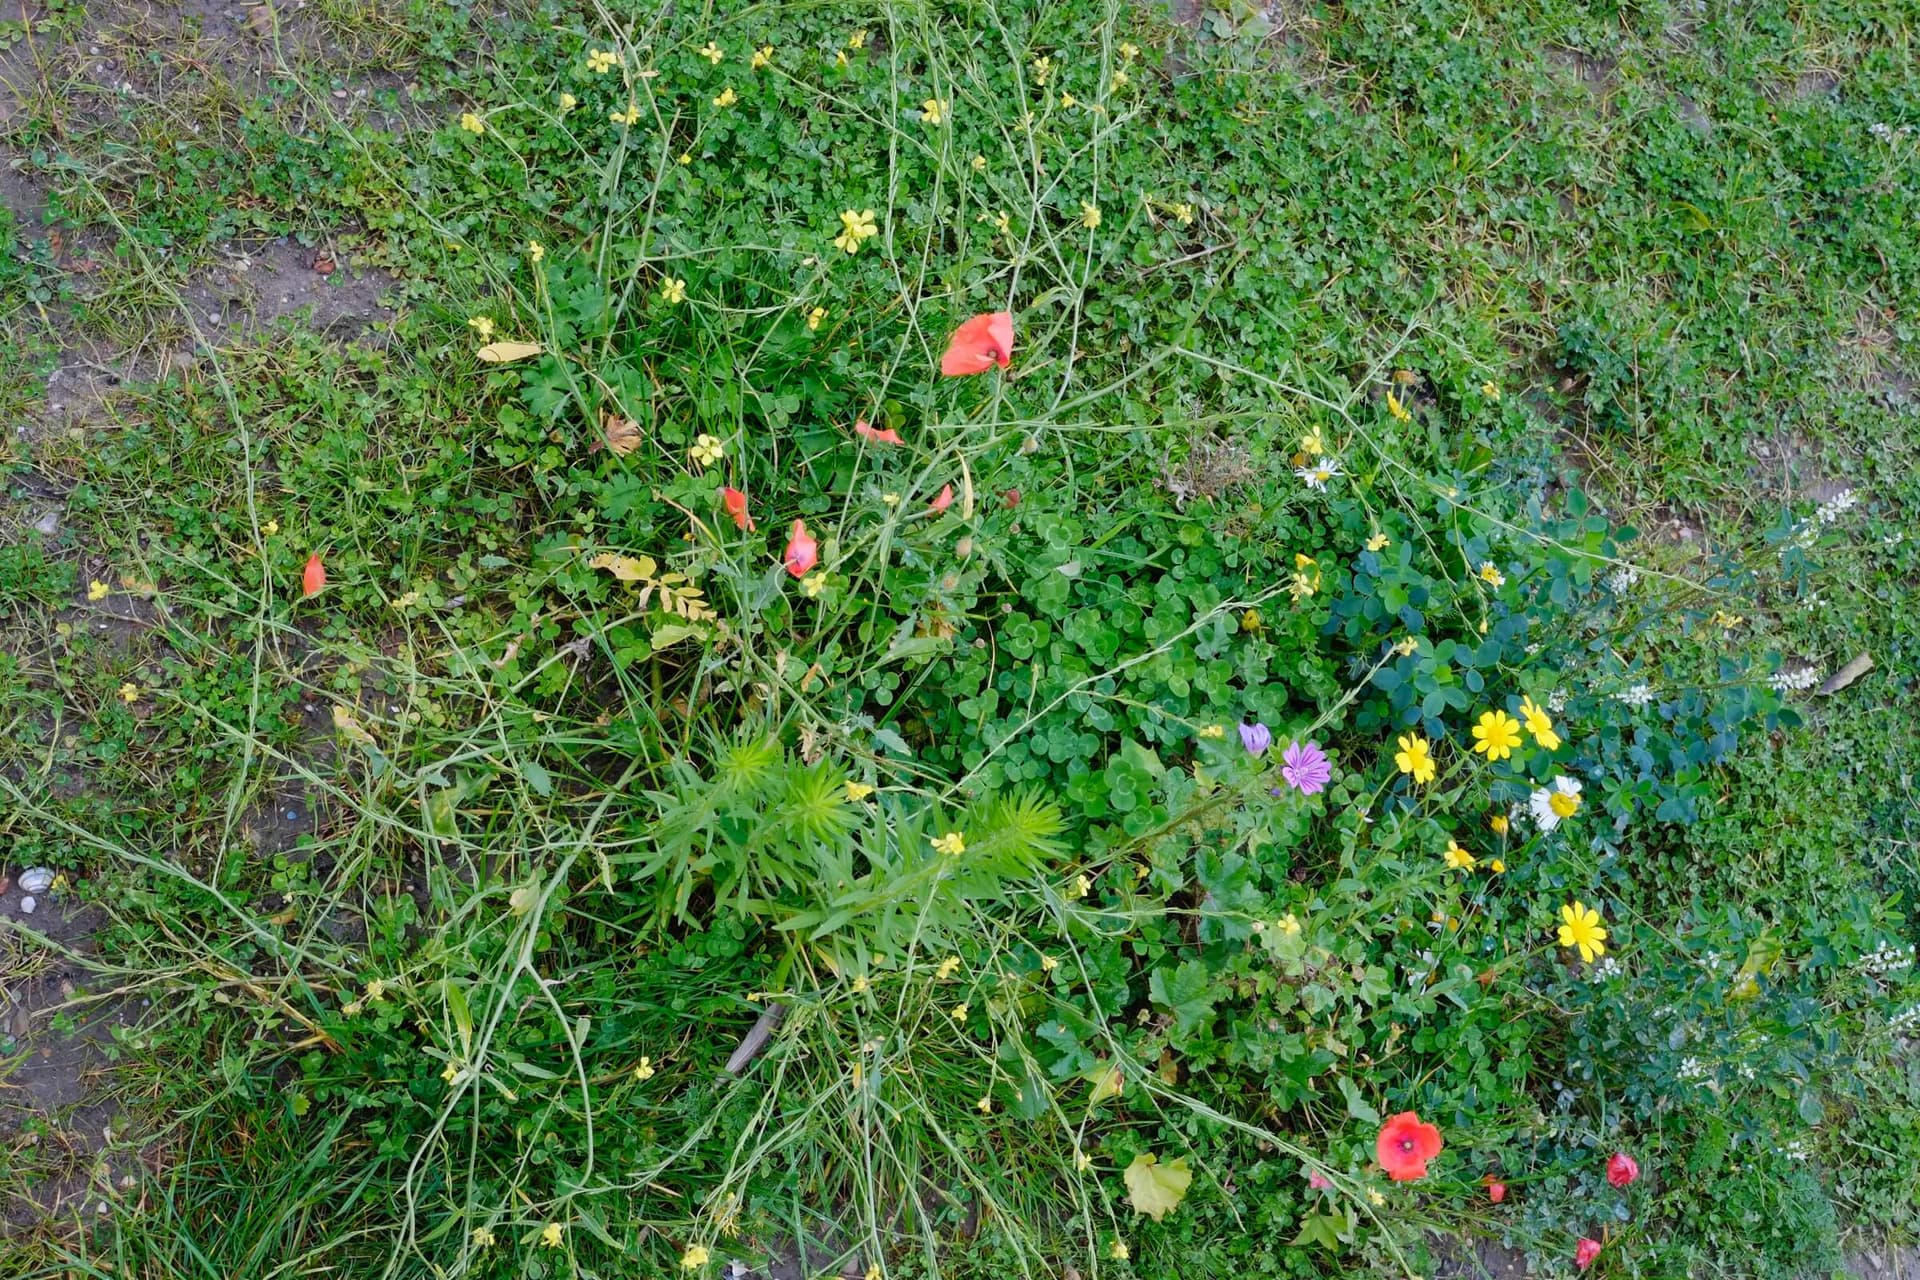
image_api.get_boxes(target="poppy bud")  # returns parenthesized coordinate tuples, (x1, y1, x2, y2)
(1575, 1238, 1602, 1270)
(1606, 1152, 1639, 1189)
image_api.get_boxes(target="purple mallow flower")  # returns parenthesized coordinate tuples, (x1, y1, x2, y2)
(1280, 740, 1332, 794)
(1239, 722, 1272, 756)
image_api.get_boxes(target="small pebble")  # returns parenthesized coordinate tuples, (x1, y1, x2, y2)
(19, 896, 35, 914)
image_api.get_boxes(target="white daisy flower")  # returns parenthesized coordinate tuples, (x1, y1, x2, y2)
(1295, 458, 1342, 491)
(1528, 776, 1583, 831)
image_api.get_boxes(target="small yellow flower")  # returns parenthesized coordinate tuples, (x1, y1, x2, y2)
(1278, 913, 1302, 938)
(661, 276, 688, 305)
(1394, 734, 1436, 784)
(935, 956, 961, 980)
(698, 41, 723, 65)
(993, 210, 1011, 234)
(866, 1267, 880, 1280)
(751, 45, 774, 70)
(87, 579, 110, 601)
(118, 682, 140, 703)
(559, 91, 576, 111)
(833, 208, 880, 254)
(1711, 609, 1745, 629)
(1385, 390, 1411, 421)
(1368, 1189, 1386, 1207)
(1518, 695, 1562, 751)
(835, 50, 849, 69)
(851, 974, 869, 993)
(1032, 55, 1052, 84)
(1299, 426, 1325, 457)
(1109, 1240, 1129, 1261)
(1198, 724, 1225, 740)
(679, 151, 693, 165)
(586, 47, 618, 74)
(921, 98, 945, 125)
(634, 1056, 656, 1081)
(931, 831, 967, 857)
(472, 1226, 496, 1247)
(689, 433, 724, 467)
(1060, 91, 1077, 108)
(681, 1243, 711, 1270)
(971, 154, 987, 171)
(1076, 1150, 1094, 1171)
(1477, 561, 1507, 588)
(880, 492, 900, 506)
(458, 111, 484, 135)
(950, 1002, 969, 1021)
(845, 781, 874, 802)
(1039, 954, 1059, 972)
(847, 29, 866, 49)
(1080, 201, 1101, 229)
(610, 102, 640, 126)
(364, 978, 386, 1002)
(1489, 858, 1506, 874)
(1393, 636, 1419, 657)
(806, 306, 827, 331)
(527, 240, 545, 263)
(801, 572, 828, 599)
(1120, 41, 1140, 60)
(976, 1094, 993, 1113)
(1557, 900, 1608, 963)
(1490, 814, 1510, 835)
(712, 86, 737, 107)
(341, 1000, 363, 1016)
(540, 1222, 564, 1248)
(262, 519, 279, 536)
(1111, 68, 1130, 91)
(468, 316, 495, 339)
(1481, 380, 1502, 400)
(1070, 873, 1091, 899)
(1443, 839, 1476, 871)
(1366, 532, 1390, 552)
(1241, 607, 1263, 633)
(1471, 709, 1523, 761)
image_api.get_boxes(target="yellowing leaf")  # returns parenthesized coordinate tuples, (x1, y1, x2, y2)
(475, 341, 545, 363)
(650, 623, 706, 648)
(1087, 1062, 1124, 1104)
(1123, 1152, 1192, 1221)
(589, 553, 657, 582)
(331, 703, 376, 746)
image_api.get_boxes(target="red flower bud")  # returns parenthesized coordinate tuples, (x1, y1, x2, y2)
(1575, 1238, 1602, 1270)
(1606, 1152, 1639, 1189)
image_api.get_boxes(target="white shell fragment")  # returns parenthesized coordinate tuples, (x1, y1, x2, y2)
(18, 868, 54, 894)
(18, 896, 36, 914)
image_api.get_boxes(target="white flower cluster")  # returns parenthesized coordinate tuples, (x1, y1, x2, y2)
(1869, 122, 1915, 141)
(1767, 665, 1821, 693)
(1586, 956, 1623, 982)
(1859, 940, 1913, 975)
(1547, 688, 1569, 713)
(1814, 489, 1858, 525)
(1678, 1056, 1710, 1081)
(1614, 683, 1654, 710)
(1606, 565, 1639, 594)
(1779, 1139, 1809, 1162)
(1890, 1005, 1920, 1036)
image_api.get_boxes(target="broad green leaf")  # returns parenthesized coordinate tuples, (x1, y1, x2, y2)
(1123, 1152, 1192, 1221)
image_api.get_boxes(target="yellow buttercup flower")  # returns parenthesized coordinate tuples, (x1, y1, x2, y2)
(87, 579, 110, 601)
(833, 208, 879, 254)
(1490, 858, 1506, 874)
(1394, 734, 1436, 784)
(1079, 201, 1101, 229)
(540, 1222, 564, 1248)
(1060, 91, 1076, 108)
(689, 433, 724, 466)
(931, 831, 966, 856)
(118, 682, 140, 703)
(586, 47, 618, 74)
(698, 41, 723, 64)
(751, 45, 774, 70)
(806, 306, 827, 330)
(458, 111, 484, 135)
(661, 277, 688, 305)
(681, 1243, 711, 1269)
(1443, 839, 1476, 871)
(610, 101, 640, 126)
(712, 86, 737, 107)
(935, 955, 961, 980)
(1299, 426, 1325, 457)
(950, 1002, 968, 1021)
(971, 154, 987, 170)
(468, 315, 494, 339)
(1471, 709, 1523, 761)
(845, 780, 874, 802)
(1481, 380, 1502, 400)
(847, 29, 866, 49)
(559, 91, 576, 111)
(921, 98, 945, 125)
(1365, 532, 1390, 552)
(1032, 55, 1052, 84)
(1277, 913, 1302, 938)
(801, 571, 827, 599)
(1490, 814, 1509, 835)
(634, 1056, 656, 1080)
(1517, 695, 1562, 751)
(1558, 901, 1608, 963)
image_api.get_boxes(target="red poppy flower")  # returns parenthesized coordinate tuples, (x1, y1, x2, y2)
(1375, 1112, 1443, 1182)
(302, 553, 326, 597)
(940, 311, 1014, 376)
(1606, 1152, 1639, 1188)
(853, 418, 904, 445)
(1486, 1179, 1507, 1204)
(783, 520, 818, 578)
(719, 487, 755, 531)
(1575, 1238, 1602, 1270)
(930, 483, 954, 513)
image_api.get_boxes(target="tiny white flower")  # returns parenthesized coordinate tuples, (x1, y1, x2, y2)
(1294, 458, 1342, 491)
(1528, 776, 1583, 831)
